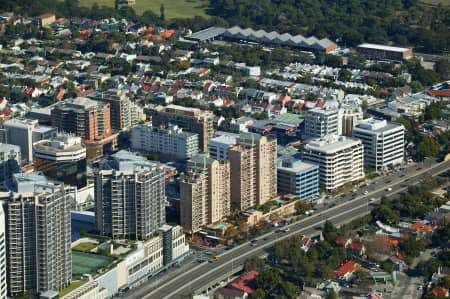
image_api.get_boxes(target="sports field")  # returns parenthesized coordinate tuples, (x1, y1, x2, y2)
(72, 251, 114, 275)
(79, 0, 209, 18)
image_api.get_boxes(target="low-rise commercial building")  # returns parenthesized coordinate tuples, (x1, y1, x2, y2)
(352, 118, 404, 171)
(302, 135, 364, 191)
(277, 156, 319, 200)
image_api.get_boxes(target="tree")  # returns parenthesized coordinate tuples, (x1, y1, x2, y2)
(328, 289, 339, 299)
(322, 220, 338, 243)
(295, 200, 310, 215)
(251, 288, 266, 299)
(417, 135, 440, 159)
(115, 0, 119, 10)
(278, 281, 299, 298)
(434, 59, 450, 80)
(244, 256, 266, 272)
(347, 53, 366, 69)
(160, 4, 165, 21)
(399, 237, 424, 258)
(338, 68, 352, 82)
(409, 80, 424, 93)
(371, 205, 399, 225)
(254, 268, 281, 293)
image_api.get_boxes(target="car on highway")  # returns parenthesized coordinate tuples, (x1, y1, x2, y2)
(370, 197, 377, 202)
(250, 240, 258, 246)
(364, 191, 369, 195)
(386, 187, 392, 191)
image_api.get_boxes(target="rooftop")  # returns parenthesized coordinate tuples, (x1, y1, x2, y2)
(210, 134, 237, 146)
(358, 43, 411, 53)
(355, 118, 404, 133)
(34, 134, 84, 153)
(305, 135, 361, 154)
(278, 156, 318, 173)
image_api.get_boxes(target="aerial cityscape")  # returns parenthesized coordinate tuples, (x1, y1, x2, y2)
(0, 0, 448, 298)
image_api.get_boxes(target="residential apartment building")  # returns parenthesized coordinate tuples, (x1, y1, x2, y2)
(89, 89, 131, 130)
(352, 118, 404, 171)
(304, 108, 338, 139)
(338, 108, 363, 136)
(302, 135, 364, 191)
(34, 13, 55, 27)
(0, 143, 20, 185)
(51, 97, 111, 141)
(180, 156, 230, 233)
(95, 151, 166, 240)
(1, 172, 71, 296)
(151, 104, 214, 153)
(209, 133, 238, 161)
(0, 205, 6, 299)
(0, 118, 56, 162)
(130, 102, 146, 127)
(33, 134, 87, 189)
(131, 124, 199, 160)
(277, 156, 319, 200)
(229, 133, 277, 210)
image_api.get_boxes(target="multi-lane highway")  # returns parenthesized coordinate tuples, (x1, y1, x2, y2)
(126, 158, 450, 299)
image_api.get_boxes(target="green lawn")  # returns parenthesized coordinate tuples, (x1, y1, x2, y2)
(79, 0, 210, 18)
(59, 281, 86, 297)
(72, 242, 97, 252)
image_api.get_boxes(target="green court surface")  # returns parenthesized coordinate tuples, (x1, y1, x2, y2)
(72, 251, 114, 275)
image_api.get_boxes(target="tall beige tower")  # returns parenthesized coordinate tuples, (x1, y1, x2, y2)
(180, 156, 230, 233)
(229, 133, 277, 211)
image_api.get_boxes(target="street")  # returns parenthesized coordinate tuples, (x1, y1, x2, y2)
(123, 158, 450, 299)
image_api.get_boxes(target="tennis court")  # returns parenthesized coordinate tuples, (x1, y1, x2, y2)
(72, 251, 114, 275)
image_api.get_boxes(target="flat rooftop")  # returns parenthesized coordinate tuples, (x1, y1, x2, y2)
(189, 27, 226, 41)
(305, 135, 361, 154)
(358, 43, 411, 53)
(355, 118, 403, 133)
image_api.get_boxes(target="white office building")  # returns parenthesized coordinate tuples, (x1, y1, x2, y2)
(131, 124, 199, 160)
(304, 108, 338, 139)
(352, 118, 404, 172)
(302, 135, 364, 191)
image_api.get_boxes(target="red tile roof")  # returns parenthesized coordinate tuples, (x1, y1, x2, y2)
(428, 89, 450, 97)
(335, 261, 361, 277)
(409, 222, 435, 232)
(229, 270, 258, 294)
(427, 286, 449, 297)
(335, 236, 350, 246)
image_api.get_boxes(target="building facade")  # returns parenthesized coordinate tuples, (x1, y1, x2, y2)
(304, 108, 338, 139)
(229, 133, 277, 210)
(95, 151, 166, 240)
(0, 205, 7, 299)
(0, 143, 21, 186)
(51, 97, 111, 141)
(209, 134, 237, 161)
(180, 156, 230, 233)
(151, 104, 214, 153)
(2, 174, 71, 296)
(338, 108, 363, 136)
(131, 124, 199, 160)
(352, 118, 404, 171)
(1, 118, 56, 162)
(302, 135, 364, 191)
(357, 43, 413, 61)
(89, 90, 131, 130)
(277, 157, 319, 200)
(33, 134, 87, 189)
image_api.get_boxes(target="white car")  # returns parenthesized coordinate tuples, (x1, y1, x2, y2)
(370, 198, 377, 202)
(364, 191, 369, 195)
(386, 187, 392, 191)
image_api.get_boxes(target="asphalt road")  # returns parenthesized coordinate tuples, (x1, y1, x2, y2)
(126, 158, 450, 299)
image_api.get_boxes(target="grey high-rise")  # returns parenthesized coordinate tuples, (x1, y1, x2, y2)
(95, 150, 166, 240)
(1, 172, 71, 297)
